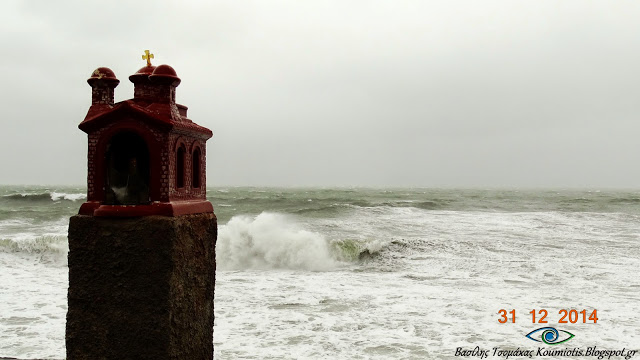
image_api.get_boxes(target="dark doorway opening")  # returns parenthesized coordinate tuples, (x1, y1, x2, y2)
(104, 131, 150, 205)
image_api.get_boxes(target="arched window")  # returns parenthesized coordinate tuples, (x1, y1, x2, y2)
(192, 147, 201, 189)
(176, 145, 185, 188)
(105, 131, 150, 205)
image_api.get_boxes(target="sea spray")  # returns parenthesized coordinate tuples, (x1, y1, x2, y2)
(216, 212, 341, 271)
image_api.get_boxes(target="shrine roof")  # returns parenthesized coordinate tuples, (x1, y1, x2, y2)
(79, 100, 212, 138)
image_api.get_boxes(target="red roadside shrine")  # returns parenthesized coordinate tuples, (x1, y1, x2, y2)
(78, 52, 213, 217)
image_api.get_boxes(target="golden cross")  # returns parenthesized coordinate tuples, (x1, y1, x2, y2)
(142, 50, 154, 66)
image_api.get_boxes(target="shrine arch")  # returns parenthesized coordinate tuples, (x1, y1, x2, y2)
(192, 147, 201, 189)
(176, 143, 186, 189)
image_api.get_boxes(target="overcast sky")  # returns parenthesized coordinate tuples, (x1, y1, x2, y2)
(1, 1, 640, 187)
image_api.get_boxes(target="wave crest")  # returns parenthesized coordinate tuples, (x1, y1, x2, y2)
(216, 213, 341, 271)
(0, 234, 69, 266)
(2, 191, 86, 202)
(0, 234, 68, 254)
(50, 192, 86, 202)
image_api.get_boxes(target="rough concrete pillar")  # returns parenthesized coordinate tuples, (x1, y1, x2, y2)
(66, 213, 217, 360)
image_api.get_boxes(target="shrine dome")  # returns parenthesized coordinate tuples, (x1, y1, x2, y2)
(133, 65, 156, 75)
(150, 64, 181, 85)
(129, 65, 156, 83)
(152, 64, 178, 77)
(87, 67, 119, 85)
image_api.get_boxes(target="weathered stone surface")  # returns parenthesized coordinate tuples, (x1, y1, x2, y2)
(66, 213, 217, 360)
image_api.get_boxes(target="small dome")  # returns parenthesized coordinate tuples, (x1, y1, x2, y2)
(152, 64, 178, 77)
(129, 65, 157, 84)
(87, 67, 119, 86)
(89, 67, 117, 81)
(149, 64, 181, 86)
(133, 65, 156, 75)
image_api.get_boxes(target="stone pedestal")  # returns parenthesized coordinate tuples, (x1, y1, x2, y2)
(66, 213, 217, 360)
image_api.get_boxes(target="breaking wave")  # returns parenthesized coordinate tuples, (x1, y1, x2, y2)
(2, 191, 86, 202)
(0, 234, 67, 253)
(50, 192, 86, 202)
(0, 234, 68, 265)
(216, 212, 389, 271)
(216, 212, 340, 271)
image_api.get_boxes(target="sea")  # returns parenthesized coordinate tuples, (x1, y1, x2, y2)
(0, 186, 638, 359)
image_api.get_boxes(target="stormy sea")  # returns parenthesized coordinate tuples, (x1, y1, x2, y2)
(0, 186, 638, 359)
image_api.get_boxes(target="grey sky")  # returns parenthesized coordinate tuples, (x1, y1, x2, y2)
(1, 0, 640, 187)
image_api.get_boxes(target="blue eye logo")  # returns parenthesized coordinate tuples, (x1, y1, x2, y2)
(525, 327, 575, 345)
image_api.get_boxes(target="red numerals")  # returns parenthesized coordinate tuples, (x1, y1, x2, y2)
(502, 309, 598, 323)
(559, 309, 598, 324)
(529, 309, 548, 323)
(498, 309, 516, 323)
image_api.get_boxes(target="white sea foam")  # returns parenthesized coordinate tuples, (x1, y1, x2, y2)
(0, 216, 69, 268)
(0, 234, 69, 268)
(0, 251, 67, 359)
(216, 212, 341, 271)
(1, 191, 86, 202)
(0, 233, 68, 253)
(0, 218, 33, 229)
(49, 192, 86, 202)
(214, 208, 640, 359)
(2, 192, 38, 197)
